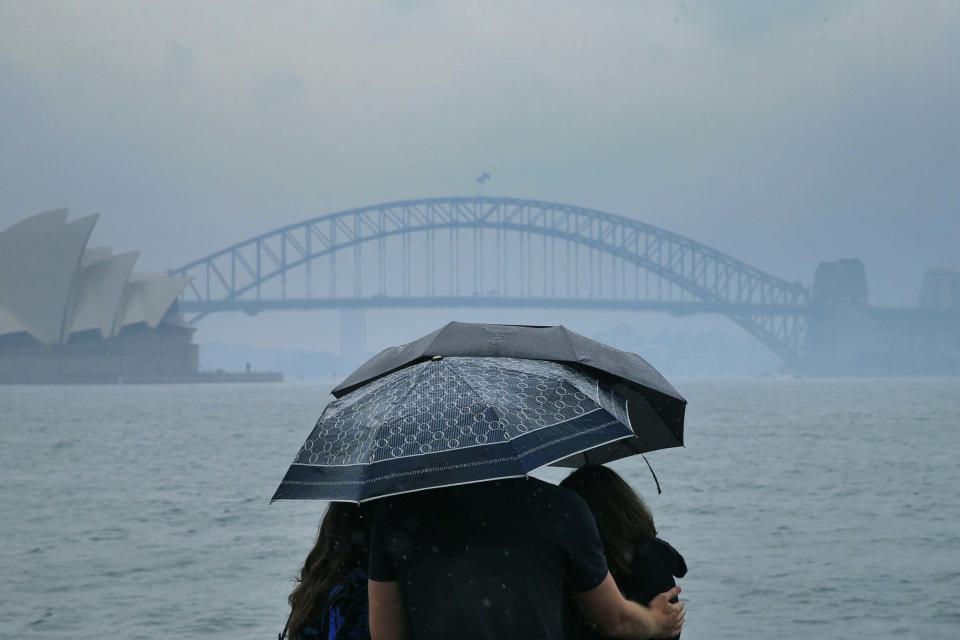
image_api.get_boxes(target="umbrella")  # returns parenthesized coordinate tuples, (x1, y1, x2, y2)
(332, 322, 685, 463)
(272, 356, 636, 503)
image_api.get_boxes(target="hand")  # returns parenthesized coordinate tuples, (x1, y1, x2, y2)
(648, 586, 684, 638)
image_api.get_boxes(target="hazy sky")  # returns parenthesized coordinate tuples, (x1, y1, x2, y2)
(1, 1, 958, 352)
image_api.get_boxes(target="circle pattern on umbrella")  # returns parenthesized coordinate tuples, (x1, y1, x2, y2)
(293, 357, 629, 467)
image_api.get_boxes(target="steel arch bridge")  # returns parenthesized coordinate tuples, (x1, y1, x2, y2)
(170, 196, 810, 363)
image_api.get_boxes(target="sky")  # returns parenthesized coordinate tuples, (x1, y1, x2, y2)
(1, 0, 958, 356)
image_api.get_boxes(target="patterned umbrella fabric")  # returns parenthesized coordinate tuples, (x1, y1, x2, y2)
(272, 356, 635, 503)
(331, 322, 686, 460)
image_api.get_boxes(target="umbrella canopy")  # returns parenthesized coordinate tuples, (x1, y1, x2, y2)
(332, 322, 685, 461)
(272, 356, 636, 503)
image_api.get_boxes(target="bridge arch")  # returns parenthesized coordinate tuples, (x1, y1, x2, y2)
(170, 196, 809, 362)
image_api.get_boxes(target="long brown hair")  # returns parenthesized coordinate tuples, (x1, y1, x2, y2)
(288, 503, 369, 638)
(560, 465, 657, 580)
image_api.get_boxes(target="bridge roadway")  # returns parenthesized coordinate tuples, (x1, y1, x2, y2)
(178, 295, 805, 317)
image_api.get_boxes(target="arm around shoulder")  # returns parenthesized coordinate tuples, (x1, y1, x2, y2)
(573, 573, 684, 640)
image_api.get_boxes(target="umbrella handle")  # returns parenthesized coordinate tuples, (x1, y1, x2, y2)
(641, 454, 662, 495)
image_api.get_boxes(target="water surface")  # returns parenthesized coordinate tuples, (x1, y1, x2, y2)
(1, 378, 958, 638)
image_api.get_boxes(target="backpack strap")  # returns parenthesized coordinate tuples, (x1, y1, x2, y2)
(325, 570, 369, 640)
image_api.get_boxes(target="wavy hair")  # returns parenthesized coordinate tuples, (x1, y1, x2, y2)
(287, 503, 369, 639)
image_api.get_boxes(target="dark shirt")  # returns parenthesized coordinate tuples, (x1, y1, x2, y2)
(368, 477, 609, 640)
(566, 536, 687, 640)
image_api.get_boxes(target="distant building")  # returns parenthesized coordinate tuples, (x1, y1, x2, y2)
(0, 210, 197, 383)
(810, 258, 869, 308)
(920, 268, 960, 310)
(801, 259, 960, 374)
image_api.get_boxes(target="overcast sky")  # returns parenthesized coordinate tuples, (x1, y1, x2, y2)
(1, 1, 958, 351)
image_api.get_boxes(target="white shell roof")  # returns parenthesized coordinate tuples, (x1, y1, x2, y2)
(113, 272, 190, 334)
(0, 210, 97, 345)
(0, 306, 28, 336)
(66, 251, 139, 337)
(0, 210, 191, 344)
(80, 247, 113, 267)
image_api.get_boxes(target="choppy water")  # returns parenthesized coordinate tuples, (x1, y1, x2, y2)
(2, 378, 959, 639)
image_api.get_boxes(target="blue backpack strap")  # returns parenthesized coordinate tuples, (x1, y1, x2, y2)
(326, 570, 369, 640)
(325, 592, 345, 640)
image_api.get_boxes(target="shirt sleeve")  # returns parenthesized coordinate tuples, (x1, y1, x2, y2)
(563, 493, 610, 593)
(367, 517, 398, 582)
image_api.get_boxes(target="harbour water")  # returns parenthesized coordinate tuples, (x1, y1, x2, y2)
(2, 378, 958, 639)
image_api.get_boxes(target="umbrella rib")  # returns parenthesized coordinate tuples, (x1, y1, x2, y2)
(441, 359, 580, 424)
(557, 325, 583, 368)
(442, 361, 500, 420)
(354, 361, 437, 439)
(471, 357, 596, 403)
(479, 357, 567, 382)
(354, 362, 440, 488)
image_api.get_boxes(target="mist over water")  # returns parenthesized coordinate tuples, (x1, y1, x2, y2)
(2, 2, 959, 637)
(2, 378, 958, 639)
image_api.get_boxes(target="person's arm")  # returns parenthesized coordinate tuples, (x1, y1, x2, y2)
(368, 579, 409, 640)
(367, 510, 409, 640)
(573, 573, 684, 639)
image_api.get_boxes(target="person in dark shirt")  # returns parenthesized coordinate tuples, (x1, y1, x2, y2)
(560, 465, 688, 640)
(367, 477, 684, 640)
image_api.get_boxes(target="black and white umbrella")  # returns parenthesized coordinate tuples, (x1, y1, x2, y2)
(332, 322, 686, 463)
(272, 356, 636, 503)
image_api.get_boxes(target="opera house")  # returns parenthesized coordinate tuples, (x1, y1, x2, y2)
(0, 210, 198, 383)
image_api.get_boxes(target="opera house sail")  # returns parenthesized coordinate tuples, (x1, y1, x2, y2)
(0, 210, 199, 383)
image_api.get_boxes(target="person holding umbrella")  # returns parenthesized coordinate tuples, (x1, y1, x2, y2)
(273, 324, 689, 639)
(367, 476, 684, 640)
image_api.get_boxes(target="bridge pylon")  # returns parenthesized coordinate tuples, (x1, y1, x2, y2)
(339, 308, 367, 366)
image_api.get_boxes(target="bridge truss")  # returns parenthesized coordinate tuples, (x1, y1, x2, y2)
(170, 197, 810, 363)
